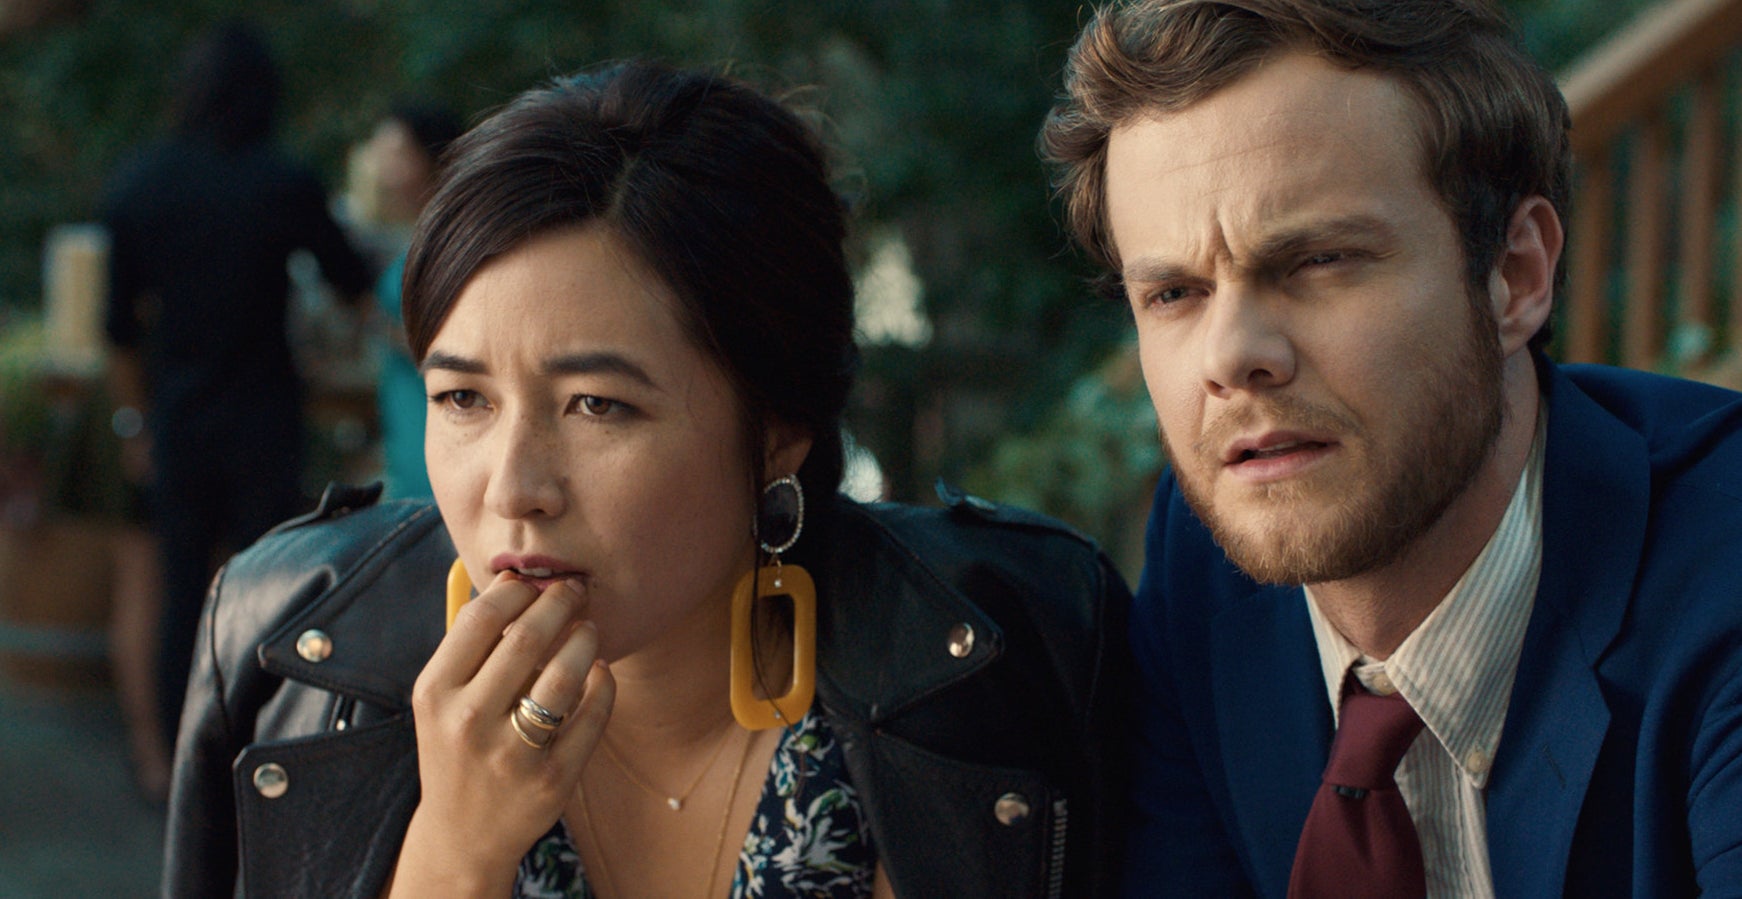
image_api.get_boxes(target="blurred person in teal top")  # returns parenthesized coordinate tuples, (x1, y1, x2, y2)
(363, 100, 463, 499)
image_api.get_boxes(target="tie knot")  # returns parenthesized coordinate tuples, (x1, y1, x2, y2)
(1322, 687, 1424, 792)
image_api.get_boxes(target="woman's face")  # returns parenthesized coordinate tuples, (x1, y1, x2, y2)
(423, 226, 759, 660)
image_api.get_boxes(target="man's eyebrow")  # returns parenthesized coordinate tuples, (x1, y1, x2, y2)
(1120, 257, 1195, 286)
(1248, 215, 1398, 266)
(1120, 215, 1400, 283)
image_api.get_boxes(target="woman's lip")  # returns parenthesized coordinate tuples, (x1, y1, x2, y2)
(489, 553, 583, 577)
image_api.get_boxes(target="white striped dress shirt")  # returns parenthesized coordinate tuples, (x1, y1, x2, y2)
(1304, 414, 1545, 898)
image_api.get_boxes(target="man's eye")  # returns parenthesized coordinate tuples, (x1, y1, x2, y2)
(1139, 285, 1197, 308)
(1302, 251, 1348, 268)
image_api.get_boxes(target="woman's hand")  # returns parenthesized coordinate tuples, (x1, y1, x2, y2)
(385, 572, 616, 897)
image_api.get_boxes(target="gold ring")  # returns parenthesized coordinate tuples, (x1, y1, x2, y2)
(510, 707, 554, 749)
(518, 695, 565, 730)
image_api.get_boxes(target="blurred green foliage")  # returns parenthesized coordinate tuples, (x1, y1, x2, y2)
(0, 0, 1680, 561)
(0, 0, 1130, 505)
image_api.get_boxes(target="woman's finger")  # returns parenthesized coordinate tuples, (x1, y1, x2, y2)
(419, 571, 540, 689)
(522, 619, 600, 721)
(547, 659, 615, 761)
(468, 578, 588, 702)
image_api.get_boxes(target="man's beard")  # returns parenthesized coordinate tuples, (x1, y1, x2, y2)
(1170, 294, 1506, 585)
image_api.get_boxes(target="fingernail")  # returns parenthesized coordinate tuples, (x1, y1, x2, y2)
(559, 578, 585, 600)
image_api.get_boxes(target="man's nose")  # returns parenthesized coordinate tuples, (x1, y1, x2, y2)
(1199, 283, 1296, 397)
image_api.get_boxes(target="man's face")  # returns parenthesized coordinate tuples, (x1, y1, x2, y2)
(1103, 51, 1504, 585)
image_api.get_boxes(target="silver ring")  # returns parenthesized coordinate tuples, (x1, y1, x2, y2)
(510, 708, 554, 749)
(518, 695, 565, 730)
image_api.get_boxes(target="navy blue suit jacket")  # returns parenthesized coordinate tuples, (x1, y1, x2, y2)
(1126, 361, 1742, 897)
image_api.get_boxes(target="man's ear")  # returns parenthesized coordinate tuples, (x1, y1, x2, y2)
(1488, 195, 1563, 355)
(763, 419, 814, 483)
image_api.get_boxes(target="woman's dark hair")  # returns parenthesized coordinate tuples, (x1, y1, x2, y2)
(172, 20, 280, 150)
(403, 61, 858, 501)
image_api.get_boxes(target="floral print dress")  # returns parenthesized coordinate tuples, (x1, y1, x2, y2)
(514, 709, 876, 898)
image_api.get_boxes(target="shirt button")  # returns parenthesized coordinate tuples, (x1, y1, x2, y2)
(1368, 671, 1396, 695)
(252, 763, 289, 799)
(994, 792, 1030, 826)
(1466, 748, 1491, 775)
(296, 629, 333, 663)
(947, 623, 975, 658)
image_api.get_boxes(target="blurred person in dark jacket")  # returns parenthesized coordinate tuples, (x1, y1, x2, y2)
(101, 19, 371, 765)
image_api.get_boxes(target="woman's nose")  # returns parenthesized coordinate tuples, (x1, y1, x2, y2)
(482, 413, 568, 520)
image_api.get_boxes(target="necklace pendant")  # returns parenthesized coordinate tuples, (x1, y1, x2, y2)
(667, 797, 682, 811)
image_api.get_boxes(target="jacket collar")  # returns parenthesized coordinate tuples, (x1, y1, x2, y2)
(1484, 360, 1641, 897)
(1209, 583, 1329, 898)
(255, 501, 452, 711)
(805, 497, 1002, 723)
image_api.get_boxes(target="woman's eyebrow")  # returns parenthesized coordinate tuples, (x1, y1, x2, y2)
(419, 349, 661, 391)
(545, 351, 659, 390)
(418, 350, 485, 376)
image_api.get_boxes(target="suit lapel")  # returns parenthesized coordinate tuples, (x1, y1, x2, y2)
(1486, 365, 1643, 898)
(1212, 584, 1331, 897)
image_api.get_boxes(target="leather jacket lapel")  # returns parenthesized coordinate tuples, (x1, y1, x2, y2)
(808, 499, 1001, 723)
(256, 502, 451, 710)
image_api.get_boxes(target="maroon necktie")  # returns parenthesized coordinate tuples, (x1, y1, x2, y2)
(1287, 677, 1428, 899)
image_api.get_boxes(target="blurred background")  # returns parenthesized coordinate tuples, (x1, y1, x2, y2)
(0, 0, 1720, 893)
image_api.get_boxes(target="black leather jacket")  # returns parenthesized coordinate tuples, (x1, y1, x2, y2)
(163, 483, 1133, 898)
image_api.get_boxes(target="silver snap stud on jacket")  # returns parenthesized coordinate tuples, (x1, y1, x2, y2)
(296, 629, 333, 663)
(994, 792, 1030, 826)
(252, 763, 289, 799)
(947, 623, 975, 658)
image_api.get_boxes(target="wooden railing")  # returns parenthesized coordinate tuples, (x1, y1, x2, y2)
(1559, 0, 1742, 386)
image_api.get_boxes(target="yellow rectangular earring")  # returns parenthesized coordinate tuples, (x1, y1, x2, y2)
(730, 562, 816, 730)
(730, 474, 816, 730)
(447, 557, 473, 631)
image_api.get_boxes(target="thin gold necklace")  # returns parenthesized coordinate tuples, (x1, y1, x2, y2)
(579, 726, 758, 898)
(598, 720, 737, 812)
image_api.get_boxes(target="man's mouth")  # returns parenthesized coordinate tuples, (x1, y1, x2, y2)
(1236, 440, 1325, 463)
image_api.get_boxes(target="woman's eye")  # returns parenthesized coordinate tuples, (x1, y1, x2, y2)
(573, 395, 619, 416)
(431, 389, 485, 411)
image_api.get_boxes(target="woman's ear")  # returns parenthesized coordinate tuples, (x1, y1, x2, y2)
(763, 420, 814, 481)
(1489, 195, 1563, 356)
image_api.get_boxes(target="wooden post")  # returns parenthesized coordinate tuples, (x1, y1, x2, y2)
(1567, 148, 1616, 364)
(1675, 70, 1722, 368)
(1625, 115, 1670, 371)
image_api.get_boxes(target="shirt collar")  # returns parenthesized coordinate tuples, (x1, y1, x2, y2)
(1305, 409, 1545, 788)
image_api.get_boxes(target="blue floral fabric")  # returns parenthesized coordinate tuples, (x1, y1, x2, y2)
(514, 709, 875, 898)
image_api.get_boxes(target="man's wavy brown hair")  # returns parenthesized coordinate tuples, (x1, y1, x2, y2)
(1040, 0, 1570, 347)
